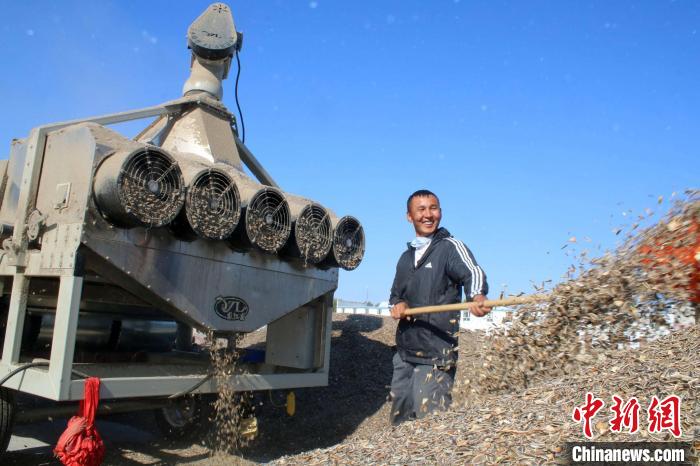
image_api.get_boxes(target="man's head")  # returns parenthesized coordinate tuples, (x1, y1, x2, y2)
(406, 189, 441, 237)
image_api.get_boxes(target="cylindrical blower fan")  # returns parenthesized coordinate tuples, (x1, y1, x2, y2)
(286, 201, 333, 264)
(186, 168, 241, 240)
(324, 216, 365, 270)
(93, 147, 185, 227)
(244, 187, 291, 253)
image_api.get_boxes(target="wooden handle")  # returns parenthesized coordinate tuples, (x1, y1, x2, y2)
(403, 294, 549, 316)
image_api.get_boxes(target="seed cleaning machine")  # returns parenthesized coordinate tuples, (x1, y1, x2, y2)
(0, 3, 364, 448)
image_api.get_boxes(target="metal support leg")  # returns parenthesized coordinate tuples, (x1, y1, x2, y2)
(10, 128, 47, 267)
(1, 273, 29, 365)
(48, 275, 83, 400)
(322, 293, 333, 375)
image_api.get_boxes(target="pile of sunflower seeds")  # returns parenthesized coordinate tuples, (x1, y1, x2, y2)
(460, 192, 698, 396)
(272, 193, 698, 464)
(274, 326, 698, 465)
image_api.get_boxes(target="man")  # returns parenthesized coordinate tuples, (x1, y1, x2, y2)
(389, 189, 490, 425)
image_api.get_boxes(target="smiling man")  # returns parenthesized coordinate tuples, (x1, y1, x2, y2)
(388, 189, 490, 425)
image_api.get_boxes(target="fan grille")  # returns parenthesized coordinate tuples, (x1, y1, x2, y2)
(332, 216, 365, 270)
(186, 168, 241, 239)
(295, 204, 332, 264)
(118, 148, 184, 227)
(245, 188, 291, 253)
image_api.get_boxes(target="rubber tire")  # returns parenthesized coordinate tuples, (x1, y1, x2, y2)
(0, 387, 16, 455)
(153, 396, 210, 440)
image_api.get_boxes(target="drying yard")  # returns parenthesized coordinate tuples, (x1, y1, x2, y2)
(5, 196, 700, 464)
(6, 311, 697, 464)
(5, 196, 698, 465)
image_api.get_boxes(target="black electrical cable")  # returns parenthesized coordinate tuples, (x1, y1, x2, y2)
(0, 360, 209, 400)
(0, 362, 49, 387)
(167, 373, 213, 399)
(267, 390, 286, 408)
(234, 50, 246, 144)
(0, 362, 93, 387)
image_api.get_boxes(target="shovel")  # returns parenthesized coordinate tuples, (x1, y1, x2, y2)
(403, 294, 549, 316)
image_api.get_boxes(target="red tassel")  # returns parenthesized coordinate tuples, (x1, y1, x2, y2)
(54, 377, 105, 466)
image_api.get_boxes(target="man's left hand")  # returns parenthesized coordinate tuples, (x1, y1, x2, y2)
(390, 301, 408, 320)
(470, 294, 492, 317)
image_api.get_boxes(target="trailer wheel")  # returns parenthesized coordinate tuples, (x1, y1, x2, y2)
(154, 396, 208, 439)
(0, 388, 16, 454)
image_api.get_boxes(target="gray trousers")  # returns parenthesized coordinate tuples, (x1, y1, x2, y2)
(389, 352, 456, 425)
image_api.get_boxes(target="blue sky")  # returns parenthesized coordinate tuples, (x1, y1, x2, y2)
(1, 1, 698, 303)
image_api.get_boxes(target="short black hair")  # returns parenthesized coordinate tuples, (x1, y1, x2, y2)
(406, 189, 439, 212)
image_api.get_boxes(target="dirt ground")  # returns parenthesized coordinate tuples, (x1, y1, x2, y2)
(3, 314, 405, 465)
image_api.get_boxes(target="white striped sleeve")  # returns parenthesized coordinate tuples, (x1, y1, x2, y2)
(446, 238, 485, 298)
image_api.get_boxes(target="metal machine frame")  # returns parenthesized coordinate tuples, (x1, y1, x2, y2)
(0, 96, 334, 402)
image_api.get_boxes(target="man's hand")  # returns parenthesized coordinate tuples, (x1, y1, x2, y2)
(470, 294, 492, 317)
(390, 302, 408, 320)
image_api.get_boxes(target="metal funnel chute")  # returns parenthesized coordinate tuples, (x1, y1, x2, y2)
(141, 3, 245, 167)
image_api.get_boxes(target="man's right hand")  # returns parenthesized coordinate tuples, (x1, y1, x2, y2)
(390, 302, 408, 320)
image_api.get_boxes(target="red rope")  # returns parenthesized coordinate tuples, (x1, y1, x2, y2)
(54, 377, 105, 466)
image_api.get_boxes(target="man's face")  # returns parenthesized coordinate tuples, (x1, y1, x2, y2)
(407, 195, 441, 237)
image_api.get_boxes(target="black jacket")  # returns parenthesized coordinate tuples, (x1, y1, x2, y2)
(389, 227, 488, 366)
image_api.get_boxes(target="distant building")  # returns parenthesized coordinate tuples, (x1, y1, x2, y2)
(335, 299, 511, 332)
(335, 299, 391, 317)
(458, 307, 512, 332)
